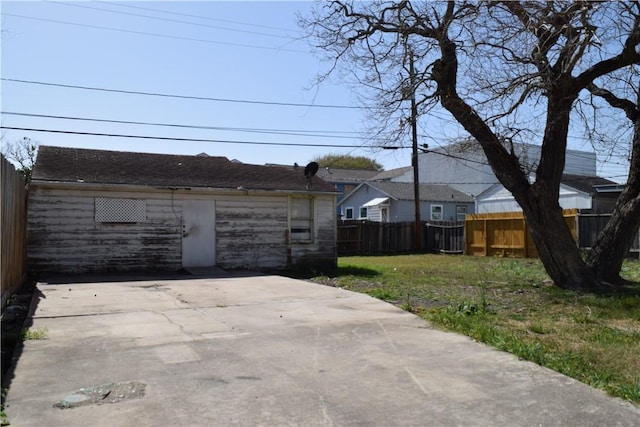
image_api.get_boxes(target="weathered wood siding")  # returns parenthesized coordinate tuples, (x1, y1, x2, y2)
(27, 186, 183, 273)
(288, 195, 336, 270)
(1, 155, 27, 307)
(216, 197, 288, 269)
(27, 184, 337, 274)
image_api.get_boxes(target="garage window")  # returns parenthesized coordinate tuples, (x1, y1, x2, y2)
(290, 197, 313, 242)
(95, 197, 146, 223)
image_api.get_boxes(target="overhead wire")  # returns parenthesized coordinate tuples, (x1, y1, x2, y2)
(1, 13, 306, 53)
(1, 111, 364, 139)
(96, 0, 296, 33)
(47, 1, 295, 40)
(1, 78, 361, 109)
(0, 126, 408, 150)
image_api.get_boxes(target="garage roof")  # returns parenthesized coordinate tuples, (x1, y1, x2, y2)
(32, 146, 337, 193)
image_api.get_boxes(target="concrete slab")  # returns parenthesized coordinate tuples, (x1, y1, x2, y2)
(4, 273, 639, 426)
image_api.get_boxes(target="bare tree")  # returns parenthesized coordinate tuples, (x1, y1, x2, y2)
(301, 1, 640, 291)
(1, 137, 39, 182)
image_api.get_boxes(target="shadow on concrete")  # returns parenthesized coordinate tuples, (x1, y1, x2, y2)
(36, 268, 265, 285)
(1, 280, 44, 403)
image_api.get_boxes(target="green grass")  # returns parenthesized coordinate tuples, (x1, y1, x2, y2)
(296, 254, 640, 404)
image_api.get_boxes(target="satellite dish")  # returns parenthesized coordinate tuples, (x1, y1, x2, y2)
(304, 162, 319, 179)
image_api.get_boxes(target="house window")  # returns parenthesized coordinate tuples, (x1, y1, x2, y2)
(344, 207, 354, 220)
(95, 197, 146, 223)
(430, 205, 443, 221)
(456, 205, 467, 222)
(359, 207, 368, 219)
(290, 197, 313, 242)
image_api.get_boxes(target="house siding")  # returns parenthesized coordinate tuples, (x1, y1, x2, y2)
(339, 186, 474, 223)
(476, 184, 592, 213)
(27, 187, 182, 273)
(27, 185, 336, 274)
(418, 145, 597, 196)
(288, 195, 337, 270)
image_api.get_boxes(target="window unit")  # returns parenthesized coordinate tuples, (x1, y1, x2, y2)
(344, 207, 354, 220)
(290, 196, 314, 242)
(430, 204, 443, 221)
(359, 206, 368, 219)
(456, 205, 467, 222)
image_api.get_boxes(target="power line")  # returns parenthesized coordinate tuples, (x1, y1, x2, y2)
(2, 111, 364, 139)
(1, 13, 306, 53)
(0, 126, 407, 149)
(48, 1, 295, 40)
(1, 78, 361, 109)
(97, 1, 296, 33)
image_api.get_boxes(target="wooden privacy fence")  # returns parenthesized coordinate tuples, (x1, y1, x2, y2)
(465, 209, 579, 258)
(1, 154, 28, 308)
(337, 220, 464, 256)
(339, 210, 638, 259)
(578, 213, 640, 258)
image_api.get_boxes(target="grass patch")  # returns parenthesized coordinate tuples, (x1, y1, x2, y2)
(297, 255, 640, 404)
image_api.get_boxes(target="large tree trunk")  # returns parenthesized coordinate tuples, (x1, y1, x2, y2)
(433, 34, 602, 291)
(516, 185, 602, 291)
(587, 103, 640, 285)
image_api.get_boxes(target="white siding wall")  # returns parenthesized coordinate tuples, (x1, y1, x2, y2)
(418, 145, 597, 196)
(477, 185, 592, 213)
(27, 185, 337, 274)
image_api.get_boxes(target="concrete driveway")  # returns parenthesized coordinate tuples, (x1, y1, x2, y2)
(4, 271, 639, 426)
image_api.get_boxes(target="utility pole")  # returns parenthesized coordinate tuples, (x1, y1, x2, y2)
(409, 49, 422, 251)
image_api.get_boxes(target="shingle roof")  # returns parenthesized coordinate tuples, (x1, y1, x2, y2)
(315, 167, 380, 183)
(369, 166, 413, 181)
(561, 174, 617, 194)
(32, 146, 337, 193)
(367, 181, 474, 203)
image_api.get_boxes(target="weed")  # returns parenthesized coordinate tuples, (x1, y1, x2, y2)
(22, 327, 48, 340)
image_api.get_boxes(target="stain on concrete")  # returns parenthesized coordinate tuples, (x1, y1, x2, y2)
(54, 381, 146, 409)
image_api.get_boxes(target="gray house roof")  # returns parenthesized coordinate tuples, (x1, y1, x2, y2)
(369, 166, 413, 181)
(561, 174, 617, 194)
(316, 167, 380, 183)
(339, 181, 474, 205)
(33, 146, 337, 193)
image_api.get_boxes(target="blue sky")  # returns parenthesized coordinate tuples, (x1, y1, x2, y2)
(1, 0, 418, 170)
(0, 1, 631, 181)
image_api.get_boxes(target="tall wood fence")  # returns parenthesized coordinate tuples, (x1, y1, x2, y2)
(337, 220, 464, 256)
(338, 209, 639, 259)
(465, 210, 578, 258)
(1, 154, 28, 308)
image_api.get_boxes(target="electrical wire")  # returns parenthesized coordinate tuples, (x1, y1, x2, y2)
(0, 126, 407, 149)
(48, 1, 295, 40)
(1, 78, 361, 109)
(97, 1, 296, 33)
(1, 111, 364, 139)
(1, 13, 306, 53)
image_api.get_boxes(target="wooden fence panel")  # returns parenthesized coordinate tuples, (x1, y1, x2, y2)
(337, 220, 464, 256)
(465, 210, 578, 258)
(1, 154, 28, 308)
(578, 214, 640, 257)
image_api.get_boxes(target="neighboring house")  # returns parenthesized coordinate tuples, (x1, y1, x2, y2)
(476, 174, 619, 214)
(338, 181, 475, 223)
(417, 141, 598, 196)
(27, 146, 339, 274)
(315, 167, 380, 215)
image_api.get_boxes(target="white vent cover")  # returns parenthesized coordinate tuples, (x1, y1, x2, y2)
(95, 197, 146, 223)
